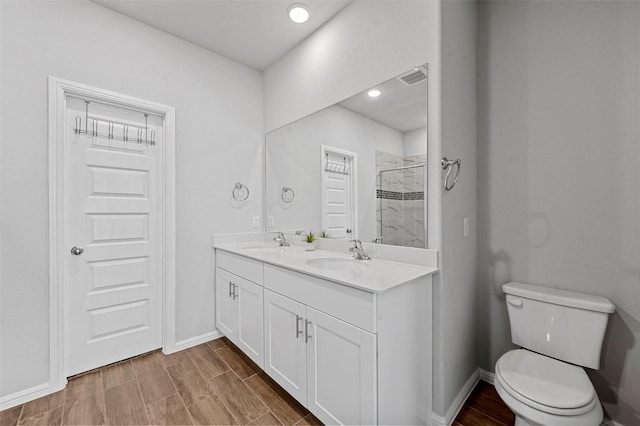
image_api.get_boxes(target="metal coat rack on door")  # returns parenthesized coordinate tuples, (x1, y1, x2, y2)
(74, 100, 156, 147)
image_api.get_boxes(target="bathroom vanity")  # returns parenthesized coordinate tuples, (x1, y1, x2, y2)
(213, 235, 437, 425)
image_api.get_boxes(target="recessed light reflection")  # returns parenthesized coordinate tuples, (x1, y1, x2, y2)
(368, 89, 381, 98)
(288, 4, 310, 23)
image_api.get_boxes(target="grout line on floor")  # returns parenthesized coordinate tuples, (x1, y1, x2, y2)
(242, 373, 277, 423)
(132, 366, 152, 425)
(165, 349, 197, 426)
(15, 403, 25, 425)
(243, 371, 260, 382)
(193, 344, 249, 425)
(211, 343, 274, 426)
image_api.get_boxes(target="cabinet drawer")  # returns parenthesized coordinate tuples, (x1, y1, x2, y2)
(216, 250, 263, 285)
(264, 264, 376, 333)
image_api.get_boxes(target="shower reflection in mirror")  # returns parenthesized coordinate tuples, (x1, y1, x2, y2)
(377, 151, 426, 248)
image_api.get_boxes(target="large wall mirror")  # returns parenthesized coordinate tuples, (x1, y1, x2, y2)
(266, 64, 428, 248)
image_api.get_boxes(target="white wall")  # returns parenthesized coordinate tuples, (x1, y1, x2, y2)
(266, 104, 403, 242)
(0, 0, 263, 399)
(435, 0, 478, 418)
(477, 2, 640, 424)
(403, 127, 428, 157)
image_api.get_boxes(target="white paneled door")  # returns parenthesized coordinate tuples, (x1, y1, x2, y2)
(65, 97, 164, 376)
(321, 147, 356, 239)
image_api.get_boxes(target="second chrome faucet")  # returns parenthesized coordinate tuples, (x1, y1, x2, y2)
(273, 231, 290, 247)
(349, 239, 371, 260)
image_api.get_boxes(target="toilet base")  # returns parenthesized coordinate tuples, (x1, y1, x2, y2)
(494, 373, 603, 426)
(514, 414, 542, 426)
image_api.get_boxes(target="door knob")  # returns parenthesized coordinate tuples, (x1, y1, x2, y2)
(70, 246, 84, 255)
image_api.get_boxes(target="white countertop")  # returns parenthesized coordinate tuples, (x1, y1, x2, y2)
(214, 241, 438, 293)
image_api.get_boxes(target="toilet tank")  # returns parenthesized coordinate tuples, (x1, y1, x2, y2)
(503, 282, 615, 369)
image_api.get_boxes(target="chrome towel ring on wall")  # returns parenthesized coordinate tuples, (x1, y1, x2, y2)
(232, 182, 249, 201)
(281, 186, 295, 203)
(441, 157, 461, 191)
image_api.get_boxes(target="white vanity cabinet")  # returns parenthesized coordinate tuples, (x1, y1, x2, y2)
(214, 246, 434, 425)
(262, 264, 380, 425)
(215, 251, 264, 367)
(263, 289, 376, 425)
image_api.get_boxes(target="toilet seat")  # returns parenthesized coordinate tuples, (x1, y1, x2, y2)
(495, 350, 597, 416)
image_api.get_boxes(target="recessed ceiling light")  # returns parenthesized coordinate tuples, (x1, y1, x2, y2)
(288, 3, 310, 23)
(368, 89, 381, 98)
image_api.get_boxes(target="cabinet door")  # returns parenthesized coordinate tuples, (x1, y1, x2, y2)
(215, 268, 237, 341)
(306, 307, 377, 426)
(263, 290, 307, 404)
(236, 278, 264, 368)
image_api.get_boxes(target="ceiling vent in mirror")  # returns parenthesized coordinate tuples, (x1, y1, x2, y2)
(397, 68, 427, 86)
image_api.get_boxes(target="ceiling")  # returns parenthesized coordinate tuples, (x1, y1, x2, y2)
(93, 0, 426, 131)
(93, 0, 352, 71)
(339, 67, 427, 133)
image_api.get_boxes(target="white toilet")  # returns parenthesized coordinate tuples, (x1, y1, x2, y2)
(494, 282, 615, 426)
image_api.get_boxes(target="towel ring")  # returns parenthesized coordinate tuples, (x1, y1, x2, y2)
(441, 157, 461, 191)
(281, 186, 295, 203)
(232, 182, 249, 201)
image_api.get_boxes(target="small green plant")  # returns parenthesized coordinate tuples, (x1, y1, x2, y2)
(319, 230, 330, 238)
(305, 231, 316, 243)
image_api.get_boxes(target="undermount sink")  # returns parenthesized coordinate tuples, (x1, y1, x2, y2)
(306, 257, 370, 272)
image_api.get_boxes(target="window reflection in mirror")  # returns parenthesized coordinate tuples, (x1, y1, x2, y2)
(265, 64, 428, 248)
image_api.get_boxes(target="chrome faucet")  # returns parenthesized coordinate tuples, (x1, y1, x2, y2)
(372, 236, 383, 244)
(273, 232, 290, 247)
(349, 239, 371, 260)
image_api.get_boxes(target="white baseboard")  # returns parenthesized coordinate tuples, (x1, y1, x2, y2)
(0, 382, 63, 411)
(1, 331, 222, 411)
(430, 413, 448, 426)
(431, 368, 480, 426)
(168, 330, 222, 354)
(479, 368, 494, 384)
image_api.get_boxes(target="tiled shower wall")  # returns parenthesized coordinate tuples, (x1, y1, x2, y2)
(376, 151, 426, 248)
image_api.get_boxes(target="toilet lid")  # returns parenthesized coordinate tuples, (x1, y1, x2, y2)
(496, 350, 595, 410)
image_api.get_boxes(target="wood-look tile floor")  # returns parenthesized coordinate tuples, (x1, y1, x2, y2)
(454, 380, 515, 426)
(1, 338, 513, 426)
(0, 337, 322, 426)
